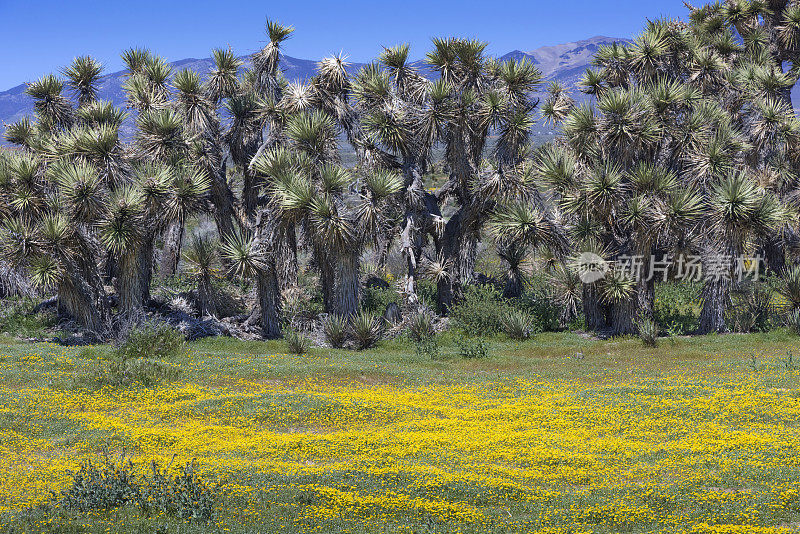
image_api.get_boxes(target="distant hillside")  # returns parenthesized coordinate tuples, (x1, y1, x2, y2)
(0, 36, 700, 145)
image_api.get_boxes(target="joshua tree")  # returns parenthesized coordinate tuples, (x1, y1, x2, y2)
(542, 12, 797, 334)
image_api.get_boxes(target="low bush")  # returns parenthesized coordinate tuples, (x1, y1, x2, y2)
(361, 285, 399, 314)
(635, 314, 659, 347)
(83, 356, 180, 389)
(0, 297, 58, 339)
(407, 312, 435, 343)
(115, 322, 186, 360)
(284, 328, 310, 355)
(408, 311, 439, 358)
(501, 309, 538, 340)
(654, 282, 699, 334)
(450, 285, 512, 334)
(349, 311, 383, 350)
(456, 334, 490, 359)
(323, 314, 347, 348)
(59, 455, 139, 513)
(728, 277, 781, 333)
(414, 335, 440, 359)
(57, 454, 218, 522)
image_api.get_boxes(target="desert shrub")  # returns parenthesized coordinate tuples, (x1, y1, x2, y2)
(728, 277, 780, 333)
(780, 265, 800, 311)
(349, 311, 383, 350)
(407, 312, 435, 343)
(56, 455, 218, 522)
(282, 287, 320, 326)
(284, 328, 310, 355)
(787, 309, 800, 335)
(361, 285, 399, 314)
(0, 297, 58, 338)
(521, 274, 564, 331)
(416, 279, 438, 311)
(414, 335, 440, 359)
(654, 282, 699, 334)
(635, 314, 659, 347)
(501, 309, 538, 340)
(115, 322, 186, 360)
(450, 285, 513, 334)
(408, 311, 439, 358)
(83, 356, 180, 389)
(139, 459, 217, 521)
(456, 334, 490, 359)
(58, 455, 140, 513)
(323, 314, 347, 348)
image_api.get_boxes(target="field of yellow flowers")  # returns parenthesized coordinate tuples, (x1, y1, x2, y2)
(1, 332, 800, 533)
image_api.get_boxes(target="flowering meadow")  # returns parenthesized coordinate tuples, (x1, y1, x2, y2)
(1, 334, 800, 533)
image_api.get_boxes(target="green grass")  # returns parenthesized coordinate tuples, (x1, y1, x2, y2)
(1, 332, 800, 533)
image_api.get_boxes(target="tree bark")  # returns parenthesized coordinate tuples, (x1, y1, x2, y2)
(610, 297, 636, 335)
(256, 266, 281, 339)
(276, 226, 298, 293)
(159, 218, 184, 280)
(335, 250, 360, 317)
(758, 234, 786, 275)
(582, 284, 606, 331)
(197, 273, 218, 317)
(698, 278, 730, 334)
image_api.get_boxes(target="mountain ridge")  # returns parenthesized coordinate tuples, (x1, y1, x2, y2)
(0, 36, 625, 131)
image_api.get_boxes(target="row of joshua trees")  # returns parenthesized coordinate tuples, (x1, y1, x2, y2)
(4, 0, 800, 339)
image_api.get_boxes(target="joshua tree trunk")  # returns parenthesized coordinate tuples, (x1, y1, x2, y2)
(256, 266, 282, 339)
(636, 277, 655, 320)
(583, 284, 606, 330)
(610, 297, 636, 335)
(758, 234, 786, 275)
(160, 217, 184, 280)
(314, 243, 337, 314)
(698, 278, 730, 334)
(399, 156, 436, 306)
(437, 209, 476, 312)
(197, 273, 218, 317)
(503, 265, 523, 300)
(57, 249, 111, 336)
(335, 250, 360, 317)
(208, 167, 238, 274)
(117, 239, 154, 315)
(276, 226, 298, 293)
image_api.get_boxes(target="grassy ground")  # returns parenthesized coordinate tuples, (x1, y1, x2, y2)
(1, 332, 800, 533)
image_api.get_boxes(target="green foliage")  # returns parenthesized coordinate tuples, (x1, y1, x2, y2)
(408, 311, 439, 359)
(450, 284, 513, 334)
(728, 277, 781, 333)
(349, 311, 383, 350)
(284, 328, 310, 355)
(114, 322, 186, 360)
(635, 314, 659, 347)
(500, 309, 538, 340)
(517, 294, 561, 333)
(83, 355, 180, 389)
(58, 455, 140, 513)
(456, 334, 490, 359)
(787, 309, 800, 335)
(56, 455, 218, 522)
(361, 285, 399, 314)
(654, 282, 699, 335)
(414, 335, 440, 359)
(407, 312, 435, 343)
(139, 459, 217, 521)
(0, 298, 58, 339)
(323, 314, 347, 348)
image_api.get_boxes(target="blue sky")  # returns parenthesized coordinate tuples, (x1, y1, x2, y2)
(0, 0, 685, 90)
